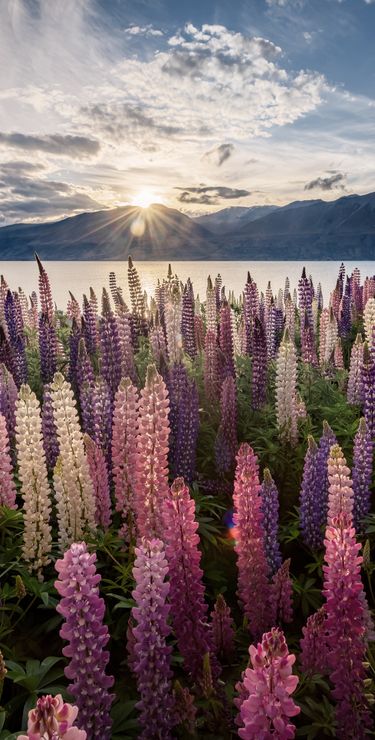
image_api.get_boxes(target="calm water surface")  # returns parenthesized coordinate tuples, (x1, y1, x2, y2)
(1, 261, 375, 309)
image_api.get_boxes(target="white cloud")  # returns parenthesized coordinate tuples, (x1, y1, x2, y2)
(124, 25, 163, 37)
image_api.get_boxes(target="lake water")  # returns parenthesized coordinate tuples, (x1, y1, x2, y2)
(1, 260, 375, 309)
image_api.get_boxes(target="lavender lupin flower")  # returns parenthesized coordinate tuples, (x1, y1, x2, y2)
(131, 538, 174, 739)
(299, 436, 326, 550)
(352, 418, 373, 533)
(55, 543, 114, 740)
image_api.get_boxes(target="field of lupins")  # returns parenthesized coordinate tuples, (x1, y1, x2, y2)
(0, 257, 374, 739)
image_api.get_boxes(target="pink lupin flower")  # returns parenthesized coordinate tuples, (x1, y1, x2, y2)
(299, 606, 328, 676)
(18, 694, 86, 739)
(210, 593, 235, 664)
(112, 377, 139, 541)
(233, 443, 271, 638)
(238, 627, 300, 740)
(0, 412, 17, 508)
(323, 513, 372, 738)
(269, 559, 293, 626)
(134, 364, 170, 539)
(327, 444, 354, 524)
(84, 435, 112, 530)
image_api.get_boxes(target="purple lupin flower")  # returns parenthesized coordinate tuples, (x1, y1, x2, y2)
(347, 334, 364, 405)
(352, 418, 373, 533)
(210, 594, 235, 664)
(4, 291, 28, 387)
(68, 318, 82, 392)
(204, 329, 220, 404)
(76, 338, 95, 395)
(323, 514, 373, 738)
(80, 378, 112, 463)
(251, 316, 267, 410)
(99, 290, 122, 399)
(82, 294, 98, 356)
(84, 435, 112, 530)
(131, 538, 175, 739)
(39, 313, 58, 384)
(299, 606, 328, 676)
(219, 300, 235, 380)
(55, 542, 114, 740)
(181, 279, 196, 359)
(163, 477, 220, 685)
(299, 436, 326, 550)
(215, 375, 238, 474)
(362, 342, 375, 439)
(260, 468, 282, 574)
(265, 299, 277, 361)
(41, 383, 59, 471)
(168, 363, 199, 484)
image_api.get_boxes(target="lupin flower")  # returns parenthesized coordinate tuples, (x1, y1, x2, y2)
(299, 436, 326, 550)
(327, 444, 354, 524)
(112, 377, 138, 540)
(131, 538, 174, 739)
(163, 477, 219, 684)
(269, 559, 293, 626)
(15, 386, 52, 576)
(362, 341, 375, 439)
(215, 375, 238, 474)
(204, 328, 220, 404)
(238, 628, 300, 740)
(55, 543, 114, 740)
(41, 383, 59, 471)
(165, 284, 183, 364)
(260, 468, 282, 575)
(84, 435, 112, 530)
(173, 681, 197, 736)
(0, 362, 17, 446)
(99, 290, 122, 399)
(76, 338, 95, 395)
(116, 300, 137, 383)
(347, 333, 364, 405)
(128, 256, 145, 320)
(299, 606, 327, 675)
(334, 338, 344, 369)
(168, 364, 199, 483)
(206, 276, 217, 335)
(352, 418, 373, 533)
(324, 307, 338, 363)
(323, 514, 372, 738)
(251, 316, 267, 410)
(80, 377, 112, 461)
(233, 444, 270, 638)
(82, 294, 98, 356)
(363, 296, 375, 350)
(51, 373, 96, 548)
(0, 412, 17, 508)
(219, 300, 235, 379)
(134, 364, 170, 539)
(181, 279, 197, 358)
(18, 694, 86, 740)
(4, 290, 28, 387)
(319, 308, 329, 365)
(275, 329, 298, 446)
(210, 594, 235, 664)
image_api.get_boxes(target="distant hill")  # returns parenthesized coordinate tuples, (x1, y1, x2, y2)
(193, 205, 278, 233)
(1, 191, 375, 259)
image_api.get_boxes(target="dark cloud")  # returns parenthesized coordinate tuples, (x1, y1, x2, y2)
(176, 185, 250, 205)
(304, 172, 346, 191)
(203, 143, 234, 166)
(0, 133, 100, 158)
(81, 103, 181, 140)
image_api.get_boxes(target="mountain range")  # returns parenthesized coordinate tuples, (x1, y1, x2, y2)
(1, 191, 375, 260)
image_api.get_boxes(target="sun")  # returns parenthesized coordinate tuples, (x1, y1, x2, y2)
(130, 189, 162, 209)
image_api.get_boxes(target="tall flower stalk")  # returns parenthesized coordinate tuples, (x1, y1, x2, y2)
(0, 412, 17, 508)
(275, 329, 298, 446)
(260, 468, 282, 574)
(112, 377, 138, 540)
(15, 385, 52, 576)
(55, 543, 114, 740)
(352, 418, 373, 532)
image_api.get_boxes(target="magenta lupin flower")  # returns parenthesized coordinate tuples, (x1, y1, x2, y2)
(112, 377, 138, 541)
(323, 514, 372, 738)
(233, 443, 270, 638)
(131, 538, 175, 739)
(238, 627, 300, 740)
(84, 435, 112, 530)
(0, 411, 17, 508)
(214, 374, 238, 474)
(270, 559, 293, 626)
(55, 542, 114, 740)
(134, 364, 170, 539)
(299, 606, 327, 676)
(327, 444, 354, 524)
(163, 477, 219, 684)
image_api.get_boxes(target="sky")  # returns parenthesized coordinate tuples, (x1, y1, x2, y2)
(0, 0, 375, 224)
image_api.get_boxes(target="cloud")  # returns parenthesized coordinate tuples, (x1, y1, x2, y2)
(203, 143, 234, 166)
(176, 185, 250, 205)
(304, 172, 347, 191)
(0, 133, 100, 158)
(80, 103, 181, 142)
(124, 25, 163, 37)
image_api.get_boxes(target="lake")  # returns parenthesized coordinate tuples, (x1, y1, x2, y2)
(1, 260, 375, 309)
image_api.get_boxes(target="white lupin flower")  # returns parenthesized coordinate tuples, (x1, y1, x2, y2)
(165, 285, 182, 364)
(51, 372, 96, 549)
(15, 385, 52, 577)
(363, 297, 375, 351)
(275, 329, 298, 446)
